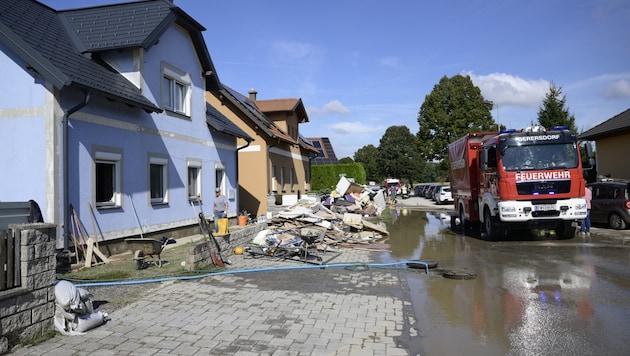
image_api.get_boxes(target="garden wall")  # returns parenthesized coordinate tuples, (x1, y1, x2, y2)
(0, 223, 56, 354)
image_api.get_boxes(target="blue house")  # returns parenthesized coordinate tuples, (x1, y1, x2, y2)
(0, 0, 251, 251)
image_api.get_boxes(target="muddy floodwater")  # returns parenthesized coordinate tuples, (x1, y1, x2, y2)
(380, 208, 630, 356)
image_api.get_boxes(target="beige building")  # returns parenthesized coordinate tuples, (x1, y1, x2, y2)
(207, 87, 318, 216)
(579, 108, 630, 180)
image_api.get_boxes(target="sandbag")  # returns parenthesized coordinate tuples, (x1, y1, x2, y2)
(54, 280, 107, 335)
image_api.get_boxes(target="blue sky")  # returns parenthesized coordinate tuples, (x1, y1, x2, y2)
(44, 0, 630, 158)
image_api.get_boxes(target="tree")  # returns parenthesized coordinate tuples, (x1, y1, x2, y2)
(537, 82, 577, 132)
(417, 75, 495, 164)
(353, 144, 381, 182)
(376, 126, 424, 184)
(338, 157, 354, 164)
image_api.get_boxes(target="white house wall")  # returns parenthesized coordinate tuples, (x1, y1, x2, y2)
(0, 44, 57, 221)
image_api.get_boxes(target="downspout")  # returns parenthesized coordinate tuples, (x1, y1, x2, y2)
(62, 90, 91, 250)
(235, 139, 252, 212)
(268, 138, 281, 195)
(308, 150, 319, 192)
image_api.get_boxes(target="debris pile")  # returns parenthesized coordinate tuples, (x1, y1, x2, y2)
(247, 178, 390, 263)
(321, 176, 387, 216)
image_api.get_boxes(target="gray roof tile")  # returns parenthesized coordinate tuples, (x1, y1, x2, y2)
(578, 108, 630, 140)
(0, 0, 161, 112)
(206, 103, 252, 142)
(0, 0, 220, 111)
(59, 1, 174, 52)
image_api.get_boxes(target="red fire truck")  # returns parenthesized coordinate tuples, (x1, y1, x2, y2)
(448, 126, 587, 240)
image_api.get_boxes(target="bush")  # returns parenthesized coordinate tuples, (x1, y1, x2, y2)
(311, 163, 366, 191)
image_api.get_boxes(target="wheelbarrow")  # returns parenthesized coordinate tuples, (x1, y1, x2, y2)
(125, 238, 166, 270)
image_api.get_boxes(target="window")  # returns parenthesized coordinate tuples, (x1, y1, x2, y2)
(150, 156, 168, 204)
(271, 165, 277, 192)
(280, 166, 285, 192)
(290, 168, 295, 192)
(187, 160, 201, 201)
(215, 163, 225, 194)
(162, 64, 191, 116)
(94, 150, 122, 208)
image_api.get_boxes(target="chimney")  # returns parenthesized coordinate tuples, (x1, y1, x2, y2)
(248, 88, 257, 101)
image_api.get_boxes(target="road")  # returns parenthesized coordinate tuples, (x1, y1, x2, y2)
(389, 196, 630, 355)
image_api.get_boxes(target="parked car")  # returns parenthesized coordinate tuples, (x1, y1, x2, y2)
(587, 180, 630, 229)
(434, 186, 454, 205)
(414, 184, 427, 197)
(424, 185, 437, 199)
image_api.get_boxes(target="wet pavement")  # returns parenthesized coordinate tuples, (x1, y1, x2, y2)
(9, 196, 630, 355)
(11, 245, 413, 355)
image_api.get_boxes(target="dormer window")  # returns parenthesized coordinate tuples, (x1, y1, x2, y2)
(161, 63, 191, 117)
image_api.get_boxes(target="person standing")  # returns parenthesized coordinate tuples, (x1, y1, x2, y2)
(581, 186, 592, 235)
(213, 187, 228, 232)
(389, 185, 397, 204)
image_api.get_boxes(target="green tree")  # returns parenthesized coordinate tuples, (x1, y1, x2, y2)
(417, 75, 495, 164)
(338, 157, 354, 164)
(537, 82, 577, 132)
(376, 126, 424, 184)
(353, 144, 381, 182)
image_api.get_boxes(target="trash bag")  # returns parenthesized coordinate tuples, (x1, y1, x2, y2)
(54, 280, 108, 335)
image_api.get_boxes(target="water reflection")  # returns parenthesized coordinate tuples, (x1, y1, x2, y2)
(383, 209, 627, 355)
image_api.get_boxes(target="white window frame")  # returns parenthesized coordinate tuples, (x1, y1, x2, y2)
(271, 165, 277, 193)
(162, 64, 191, 117)
(149, 156, 169, 205)
(215, 162, 225, 195)
(187, 160, 202, 201)
(94, 150, 122, 208)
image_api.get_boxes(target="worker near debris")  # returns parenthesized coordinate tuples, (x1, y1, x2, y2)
(213, 187, 228, 232)
(389, 185, 397, 204)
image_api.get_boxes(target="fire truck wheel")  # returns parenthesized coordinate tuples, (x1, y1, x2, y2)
(557, 221, 577, 239)
(483, 208, 503, 241)
(459, 206, 466, 230)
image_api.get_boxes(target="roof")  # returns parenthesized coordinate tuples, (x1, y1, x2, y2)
(578, 108, 630, 140)
(256, 98, 309, 123)
(58, 0, 220, 91)
(219, 85, 297, 145)
(206, 103, 252, 142)
(307, 137, 339, 164)
(298, 134, 319, 154)
(0, 0, 220, 111)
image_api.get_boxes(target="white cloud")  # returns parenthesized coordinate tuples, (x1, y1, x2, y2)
(465, 71, 549, 107)
(330, 121, 384, 136)
(600, 79, 630, 99)
(307, 100, 351, 116)
(270, 40, 324, 68)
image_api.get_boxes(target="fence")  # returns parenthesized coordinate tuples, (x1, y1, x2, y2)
(0, 223, 56, 354)
(0, 229, 20, 292)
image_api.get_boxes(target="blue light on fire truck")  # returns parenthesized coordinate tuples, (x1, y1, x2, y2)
(551, 126, 568, 130)
(500, 129, 516, 134)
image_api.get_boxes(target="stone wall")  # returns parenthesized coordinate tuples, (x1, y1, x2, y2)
(186, 222, 265, 270)
(0, 223, 56, 354)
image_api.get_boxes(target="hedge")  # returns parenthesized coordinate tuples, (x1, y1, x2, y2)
(311, 163, 366, 192)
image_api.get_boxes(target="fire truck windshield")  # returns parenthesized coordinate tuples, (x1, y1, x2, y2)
(501, 143, 578, 171)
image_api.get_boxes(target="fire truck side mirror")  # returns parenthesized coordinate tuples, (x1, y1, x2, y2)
(480, 149, 488, 171)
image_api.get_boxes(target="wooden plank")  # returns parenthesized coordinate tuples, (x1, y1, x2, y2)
(7, 229, 14, 289)
(0, 230, 7, 291)
(12, 228, 20, 288)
